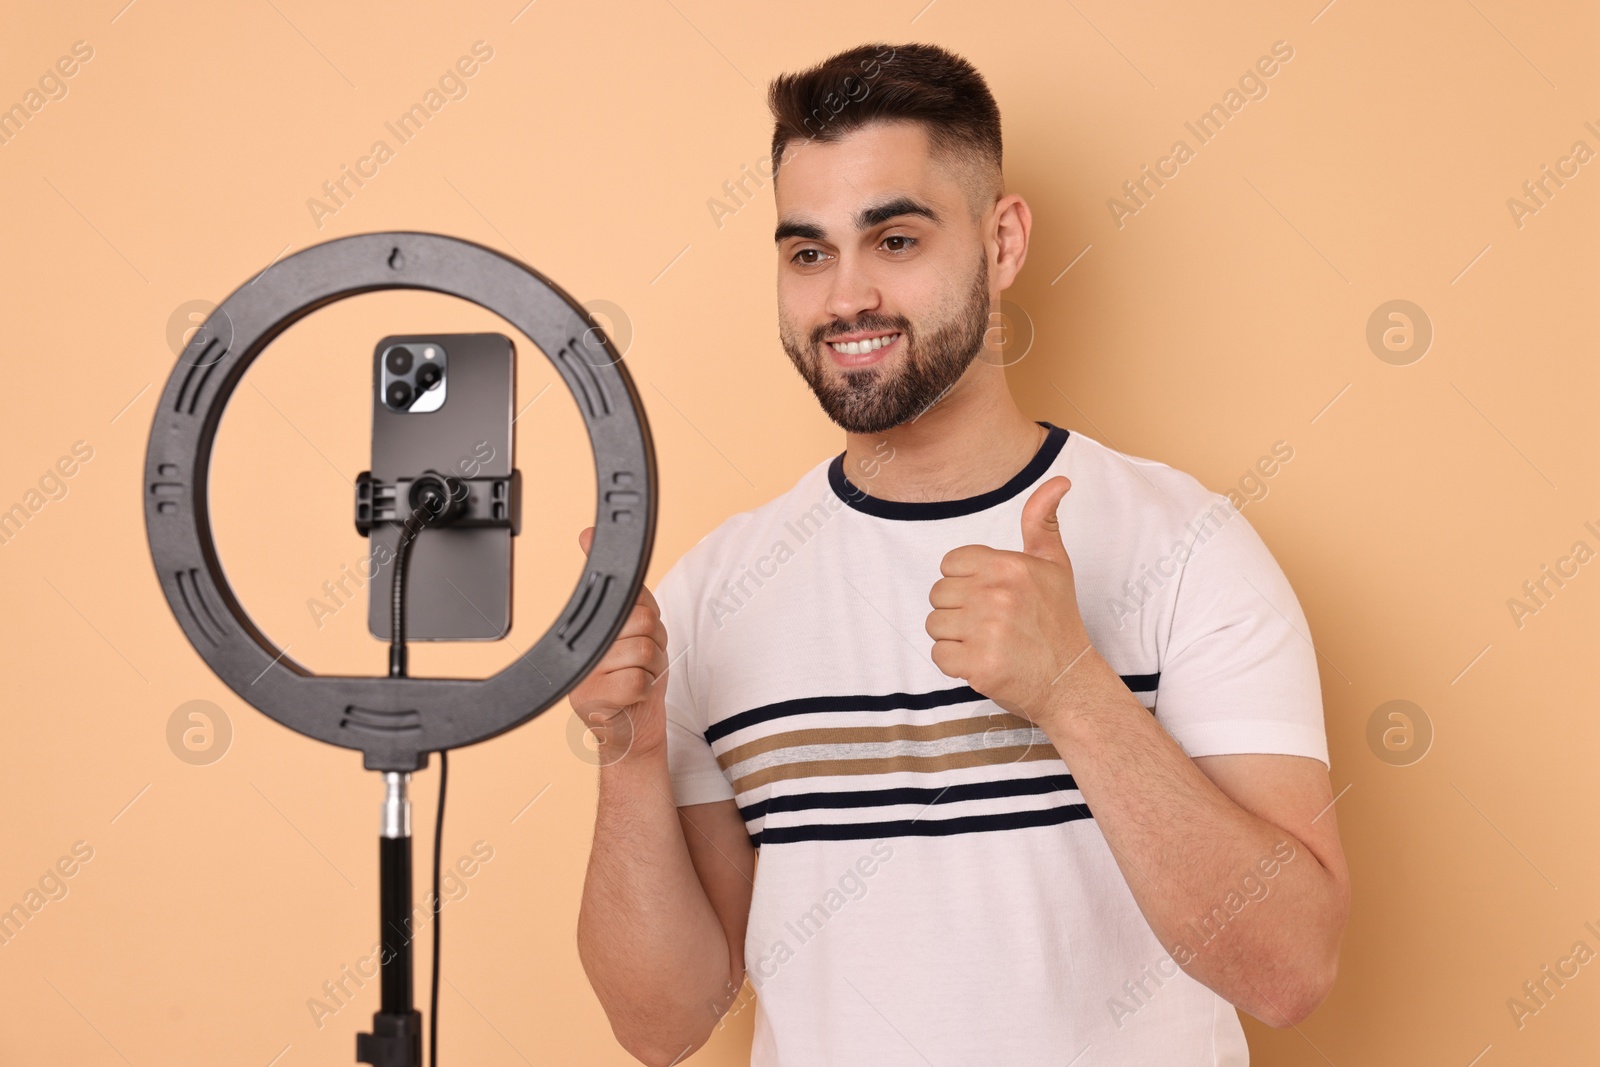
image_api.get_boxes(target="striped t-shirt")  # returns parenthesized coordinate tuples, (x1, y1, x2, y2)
(657, 420, 1328, 1066)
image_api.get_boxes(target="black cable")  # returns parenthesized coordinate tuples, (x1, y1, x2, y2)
(385, 489, 450, 1065)
(430, 748, 448, 1067)
(389, 512, 429, 679)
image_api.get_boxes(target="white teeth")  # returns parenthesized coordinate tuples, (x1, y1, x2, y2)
(828, 333, 899, 356)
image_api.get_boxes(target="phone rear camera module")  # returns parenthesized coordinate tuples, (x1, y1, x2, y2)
(379, 339, 447, 414)
(385, 346, 414, 375)
(386, 380, 414, 410)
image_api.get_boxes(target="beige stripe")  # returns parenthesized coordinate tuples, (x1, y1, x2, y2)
(716, 711, 1039, 770)
(730, 742, 1062, 795)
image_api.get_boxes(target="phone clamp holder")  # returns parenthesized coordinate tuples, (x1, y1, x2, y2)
(355, 469, 522, 535)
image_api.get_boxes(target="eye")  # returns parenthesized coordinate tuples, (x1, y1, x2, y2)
(882, 234, 917, 253)
(791, 247, 831, 266)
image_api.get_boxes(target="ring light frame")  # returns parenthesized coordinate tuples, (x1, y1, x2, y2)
(143, 232, 657, 772)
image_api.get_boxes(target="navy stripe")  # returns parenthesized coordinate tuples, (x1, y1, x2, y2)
(754, 800, 1095, 846)
(740, 772, 1078, 823)
(705, 685, 986, 744)
(707, 673, 1159, 745)
(1122, 672, 1160, 693)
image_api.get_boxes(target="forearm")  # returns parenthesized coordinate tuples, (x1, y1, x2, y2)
(1040, 648, 1345, 1025)
(576, 749, 733, 1063)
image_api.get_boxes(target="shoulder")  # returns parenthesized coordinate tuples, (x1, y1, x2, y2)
(655, 456, 834, 602)
(1061, 430, 1233, 544)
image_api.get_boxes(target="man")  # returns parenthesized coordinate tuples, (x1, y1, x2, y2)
(572, 41, 1349, 1067)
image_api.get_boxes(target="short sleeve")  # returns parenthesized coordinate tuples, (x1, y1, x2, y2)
(1153, 498, 1330, 767)
(654, 559, 737, 806)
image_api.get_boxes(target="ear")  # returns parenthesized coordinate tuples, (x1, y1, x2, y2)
(991, 193, 1033, 292)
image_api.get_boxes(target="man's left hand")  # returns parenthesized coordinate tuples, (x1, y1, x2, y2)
(926, 475, 1093, 725)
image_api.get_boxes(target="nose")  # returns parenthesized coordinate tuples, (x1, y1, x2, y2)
(823, 252, 882, 329)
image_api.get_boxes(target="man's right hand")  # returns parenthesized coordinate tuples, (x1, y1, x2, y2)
(568, 525, 670, 764)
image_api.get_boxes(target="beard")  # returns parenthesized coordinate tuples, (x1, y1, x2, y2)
(779, 253, 991, 435)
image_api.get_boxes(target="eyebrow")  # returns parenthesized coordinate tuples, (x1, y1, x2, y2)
(774, 195, 941, 244)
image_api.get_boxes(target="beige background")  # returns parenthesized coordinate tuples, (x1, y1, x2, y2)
(2, 1, 1596, 1063)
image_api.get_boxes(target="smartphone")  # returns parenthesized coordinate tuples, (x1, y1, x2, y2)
(367, 332, 514, 641)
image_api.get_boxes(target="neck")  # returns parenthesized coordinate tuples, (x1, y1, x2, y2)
(838, 361, 1044, 503)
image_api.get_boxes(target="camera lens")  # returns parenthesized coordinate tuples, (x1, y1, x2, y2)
(386, 381, 414, 409)
(415, 363, 442, 390)
(385, 346, 414, 375)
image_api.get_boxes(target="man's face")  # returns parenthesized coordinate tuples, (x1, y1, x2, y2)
(774, 121, 993, 435)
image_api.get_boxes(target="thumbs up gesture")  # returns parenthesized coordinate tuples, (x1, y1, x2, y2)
(926, 476, 1093, 726)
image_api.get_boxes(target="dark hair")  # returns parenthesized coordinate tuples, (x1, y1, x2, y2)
(767, 42, 1004, 218)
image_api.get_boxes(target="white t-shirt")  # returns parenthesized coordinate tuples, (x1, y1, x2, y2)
(655, 421, 1328, 1066)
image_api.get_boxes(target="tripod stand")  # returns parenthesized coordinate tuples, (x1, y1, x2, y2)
(356, 771, 425, 1066)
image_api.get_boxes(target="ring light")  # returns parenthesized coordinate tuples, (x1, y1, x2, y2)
(142, 231, 657, 772)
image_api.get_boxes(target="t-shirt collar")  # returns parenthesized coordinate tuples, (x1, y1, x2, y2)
(828, 421, 1070, 521)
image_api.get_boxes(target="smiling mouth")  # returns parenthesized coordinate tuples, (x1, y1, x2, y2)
(826, 332, 902, 358)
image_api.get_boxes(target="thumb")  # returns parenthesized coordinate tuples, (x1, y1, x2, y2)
(1020, 476, 1072, 563)
(578, 525, 595, 557)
